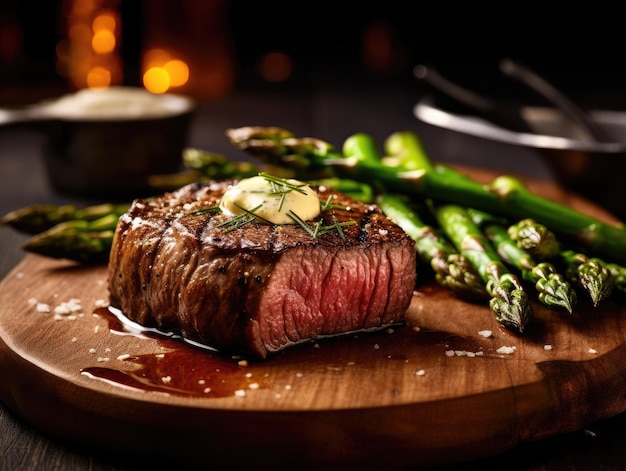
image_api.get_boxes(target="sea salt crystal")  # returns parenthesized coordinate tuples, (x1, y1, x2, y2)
(478, 330, 493, 338)
(416, 369, 426, 376)
(54, 298, 83, 318)
(496, 346, 516, 355)
(588, 348, 598, 354)
(544, 344, 553, 351)
(36, 303, 51, 313)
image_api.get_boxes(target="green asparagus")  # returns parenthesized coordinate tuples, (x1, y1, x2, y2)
(377, 131, 487, 299)
(378, 194, 488, 300)
(468, 209, 576, 313)
(558, 250, 613, 306)
(1, 202, 130, 235)
(435, 204, 533, 333)
(508, 218, 561, 260)
(508, 218, 613, 305)
(593, 258, 626, 298)
(381, 130, 433, 171)
(21, 215, 120, 264)
(149, 148, 263, 190)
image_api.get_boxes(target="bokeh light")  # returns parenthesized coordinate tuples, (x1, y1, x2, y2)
(58, 0, 122, 90)
(142, 48, 189, 93)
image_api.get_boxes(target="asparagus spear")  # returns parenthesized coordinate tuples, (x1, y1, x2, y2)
(378, 193, 488, 300)
(508, 218, 614, 305)
(149, 148, 263, 190)
(468, 209, 576, 313)
(21, 214, 120, 264)
(225, 127, 626, 265)
(435, 204, 533, 333)
(593, 258, 626, 298)
(381, 130, 433, 171)
(1, 202, 130, 235)
(558, 250, 613, 307)
(377, 131, 487, 299)
(508, 218, 561, 260)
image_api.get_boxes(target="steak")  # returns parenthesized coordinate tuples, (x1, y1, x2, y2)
(107, 179, 417, 359)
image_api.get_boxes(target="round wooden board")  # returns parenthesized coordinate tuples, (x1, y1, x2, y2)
(2, 168, 626, 470)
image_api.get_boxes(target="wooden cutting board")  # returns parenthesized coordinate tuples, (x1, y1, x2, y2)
(2, 170, 626, 471)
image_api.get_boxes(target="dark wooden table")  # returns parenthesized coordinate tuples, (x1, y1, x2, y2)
(1, 87, 625, 470)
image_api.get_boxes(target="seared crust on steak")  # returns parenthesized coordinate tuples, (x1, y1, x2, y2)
(107, 180, 417, 359)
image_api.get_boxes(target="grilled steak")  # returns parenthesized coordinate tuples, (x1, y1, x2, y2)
(107, 179, 417, 359)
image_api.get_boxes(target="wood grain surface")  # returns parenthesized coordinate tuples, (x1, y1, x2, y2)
(1, 170, 626, 470)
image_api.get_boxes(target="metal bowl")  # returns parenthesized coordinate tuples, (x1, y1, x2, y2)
(414, 95, 626, 220)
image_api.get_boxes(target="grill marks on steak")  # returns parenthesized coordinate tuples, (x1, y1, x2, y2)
(107, 180, 417, 359)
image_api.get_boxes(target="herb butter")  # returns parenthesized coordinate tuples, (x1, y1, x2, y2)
(219, 174, 320, 225)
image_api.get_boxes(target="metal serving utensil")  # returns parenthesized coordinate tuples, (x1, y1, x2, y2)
(499, 58, 613, 143)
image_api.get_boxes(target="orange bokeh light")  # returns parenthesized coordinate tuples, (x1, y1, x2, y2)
(59, 0, 122, 90)
(141, 48, 189, 93)
(143, 66, 170, 94)
(92, 29, 116, 54)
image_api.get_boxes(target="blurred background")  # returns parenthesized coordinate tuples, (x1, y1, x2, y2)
(1, 0, 626, 108)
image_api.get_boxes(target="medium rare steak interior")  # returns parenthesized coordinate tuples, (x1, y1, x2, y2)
(107, 178, 417, 359)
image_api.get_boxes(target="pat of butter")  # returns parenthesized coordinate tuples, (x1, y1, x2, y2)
(219, 175, 320, 225)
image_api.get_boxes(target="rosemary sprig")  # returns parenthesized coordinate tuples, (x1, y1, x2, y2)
(190, 206, 221, 216)
(259, 172, 308, 195)
(216, 203, 270, 232)
(288, 210, 356, 240)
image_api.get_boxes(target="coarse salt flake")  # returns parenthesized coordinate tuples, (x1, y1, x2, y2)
(234, 389, 246, 397)
(117, 354, 131, 361)
(161, 376, 172, 384)
(36, 303, 51, 313)
(588, 348, 598, 354)
(416, 369, 426, 376)
(544, 344, 553, 350)
(248, 383, 260, 390)
(496, 346, 516, 355)
(478, 330, 493, 338)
